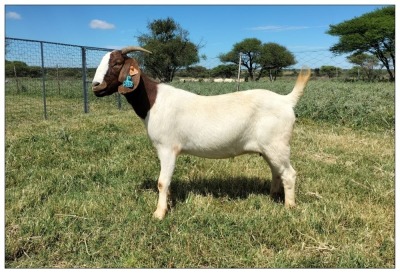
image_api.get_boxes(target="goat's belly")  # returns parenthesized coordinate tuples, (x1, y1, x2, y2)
(179, 134, 260, 159)
(182, 148, 258, 159)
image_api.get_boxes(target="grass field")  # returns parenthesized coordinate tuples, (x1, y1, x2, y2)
(5, 79, 395, 268)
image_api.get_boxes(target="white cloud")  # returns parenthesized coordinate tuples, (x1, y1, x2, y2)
(6, 12, 22, 20)
(89, 19, 115, 30)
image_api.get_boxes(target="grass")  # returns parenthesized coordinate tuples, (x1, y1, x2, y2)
(5, 79, 395, 268)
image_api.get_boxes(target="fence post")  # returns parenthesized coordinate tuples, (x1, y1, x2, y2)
(236, 52, 242, 91)
(117, 93, 122, 110)
(81, 47, 89, 113)
(40, 41, 47, 119)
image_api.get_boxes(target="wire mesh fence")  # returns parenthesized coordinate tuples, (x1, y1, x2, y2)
(5, 37, 128, 120)
(5, 37, 390, 120)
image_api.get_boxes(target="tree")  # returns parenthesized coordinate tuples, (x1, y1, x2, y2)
(5, 60, 30, 77)
(258, 43, 296, 81)
(320, 66, 341, 78)
(219, 38, 262, 81)
(179, 65, 209, 78)
(347, 53, 379, 81)
(137, 18, 201, 82)
(219, 38, 295, 81)
(210, 64, 237, 78)
(327, 6, 395, 81)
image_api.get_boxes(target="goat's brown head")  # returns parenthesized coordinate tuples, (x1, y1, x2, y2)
(92, 46, 151, 97)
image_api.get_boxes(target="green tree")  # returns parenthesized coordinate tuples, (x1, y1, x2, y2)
(347, 66, 361, 80)
(182, 65, 209, 78)
(210, 64, 237, 78)
(327, 6, 395, 81)
(5, 60, 30, 77)
(320, 65, 341, 78)
(219, 38, 295, 81)
(347, 53, 379, 81)
(137, 17, 201, 82)
(219, 38, 262, 81)
(258, 43, 296, 81)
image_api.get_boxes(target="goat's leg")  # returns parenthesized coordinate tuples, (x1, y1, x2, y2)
(280, 164, 296, 208)
(262, 146, 296, 208)
(153, 149, 176, 220)
(269, 167, 285, 203)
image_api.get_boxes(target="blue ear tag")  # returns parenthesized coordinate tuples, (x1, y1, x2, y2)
(123, 75, 134, 88)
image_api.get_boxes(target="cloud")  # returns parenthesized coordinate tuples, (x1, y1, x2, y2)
(89, 19, 115, 30)
(250, 25, 326, 32)
(6, 12, 22, 20)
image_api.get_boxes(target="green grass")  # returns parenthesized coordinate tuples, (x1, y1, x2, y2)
(5, 80, 395, 268)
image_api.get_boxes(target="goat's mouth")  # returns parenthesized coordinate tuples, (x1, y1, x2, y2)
(92, 81, 109, 97)
(92, 81, 107, 91)
(92, 81, 121, 97)
(93, 89, 109, 97)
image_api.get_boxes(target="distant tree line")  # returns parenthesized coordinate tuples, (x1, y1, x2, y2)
(5, 60, 97, 79)
(6, 58, 389, 83)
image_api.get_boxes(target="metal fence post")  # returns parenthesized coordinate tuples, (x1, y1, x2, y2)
(117, 93, 122, 110)
(81, 47, 89, 113)
(40, 41, 47, 119)
(236, 52, 242, 91)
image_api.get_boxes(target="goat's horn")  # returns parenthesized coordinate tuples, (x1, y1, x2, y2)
(121, 46, 152, 55)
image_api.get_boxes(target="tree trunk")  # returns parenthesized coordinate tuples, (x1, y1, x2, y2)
(248, 68, 254, 81)
(373, 48, 395, 81)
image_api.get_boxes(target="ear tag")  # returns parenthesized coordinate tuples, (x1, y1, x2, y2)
(123, 75, 134, 88)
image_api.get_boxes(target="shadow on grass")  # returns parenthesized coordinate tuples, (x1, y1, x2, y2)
(140, 176, 279, 207)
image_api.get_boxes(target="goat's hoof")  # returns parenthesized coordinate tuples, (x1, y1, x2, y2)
(153, 209, 167, 220)
(285, 201, 296, 209)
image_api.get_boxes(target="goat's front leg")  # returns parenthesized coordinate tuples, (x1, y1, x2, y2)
(153, 148, 176, 220)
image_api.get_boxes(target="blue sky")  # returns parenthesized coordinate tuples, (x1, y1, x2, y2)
(4, 4, 391, 68)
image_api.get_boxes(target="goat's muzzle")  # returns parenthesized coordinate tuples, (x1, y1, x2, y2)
(92, 81, 108, 96)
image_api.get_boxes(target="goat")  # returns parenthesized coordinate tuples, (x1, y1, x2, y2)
(92, 46, 311, 220)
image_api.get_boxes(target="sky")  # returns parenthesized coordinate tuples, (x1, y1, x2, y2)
(3, 2, 394, 68)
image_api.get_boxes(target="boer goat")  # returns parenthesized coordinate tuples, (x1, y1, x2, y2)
(92, 46, 311, 220)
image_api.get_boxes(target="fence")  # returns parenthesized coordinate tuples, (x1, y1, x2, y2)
(5, 37, 386, 120)
(5, 37, 126, 120)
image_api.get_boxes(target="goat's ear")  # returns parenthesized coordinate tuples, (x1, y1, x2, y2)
(118, 58, 141, 95)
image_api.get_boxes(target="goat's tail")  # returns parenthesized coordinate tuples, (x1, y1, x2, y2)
(287, 67, 311, 107)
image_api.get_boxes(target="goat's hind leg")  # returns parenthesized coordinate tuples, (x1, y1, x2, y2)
(262, 146, 296, 208)
(154, 148, 176, 220)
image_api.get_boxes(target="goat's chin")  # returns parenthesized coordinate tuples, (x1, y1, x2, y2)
(93, 83, 119, 97)
(93, 89, 113, 97)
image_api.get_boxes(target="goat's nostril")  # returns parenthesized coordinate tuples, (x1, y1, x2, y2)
(92, 82, 100, 87)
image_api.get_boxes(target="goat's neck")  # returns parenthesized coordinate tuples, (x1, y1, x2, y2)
(124, 74, 158, 119)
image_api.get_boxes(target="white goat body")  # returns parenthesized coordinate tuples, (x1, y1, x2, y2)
(92, 48, 311, 220)
(146, 84, 296, 159)
(145, 71, 310, 219)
